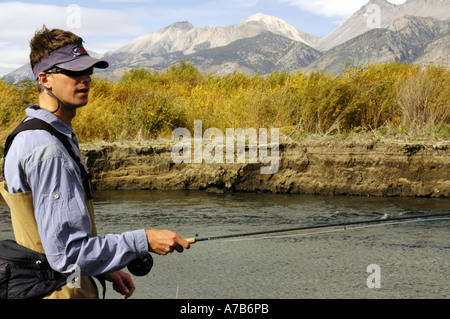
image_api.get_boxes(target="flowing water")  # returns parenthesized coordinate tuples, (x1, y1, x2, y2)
(1, 190, 449, 299)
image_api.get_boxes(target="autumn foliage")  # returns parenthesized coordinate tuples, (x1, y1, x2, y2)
(1, 61, 449, 147)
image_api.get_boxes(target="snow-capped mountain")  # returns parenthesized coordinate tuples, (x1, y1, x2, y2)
(105, 13, 317, 65)
(241, 13, 320, 46)
(4, 0, 450, 81)
(306, 16, 449, 73)
(316, 0, 450, 51)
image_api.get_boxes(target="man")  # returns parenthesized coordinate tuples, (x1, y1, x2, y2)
(0, 26, 190, 299)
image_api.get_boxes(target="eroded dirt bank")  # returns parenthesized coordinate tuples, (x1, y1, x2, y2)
(81, 138, 450, 198)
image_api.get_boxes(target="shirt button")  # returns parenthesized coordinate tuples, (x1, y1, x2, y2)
(54, 194, 60, 199)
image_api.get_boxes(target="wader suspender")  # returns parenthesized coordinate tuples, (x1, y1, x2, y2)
(2, 118, 93, 200)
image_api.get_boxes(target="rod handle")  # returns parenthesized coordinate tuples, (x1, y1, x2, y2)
(185, 238, 197, 244)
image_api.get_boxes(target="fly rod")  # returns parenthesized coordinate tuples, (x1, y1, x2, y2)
(128, 212, 450, 277)
(184, 212, 450, 244)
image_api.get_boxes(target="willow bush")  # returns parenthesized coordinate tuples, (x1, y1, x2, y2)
(0, 78, 37, 145)
(1, 62, 449, 147)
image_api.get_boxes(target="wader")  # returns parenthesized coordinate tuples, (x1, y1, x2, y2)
(1, 118, 101, 299)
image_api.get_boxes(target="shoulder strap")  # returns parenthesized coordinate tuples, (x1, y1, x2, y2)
(2, 118, 93, 199)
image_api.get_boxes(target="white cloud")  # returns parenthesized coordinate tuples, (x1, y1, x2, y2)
(278, 0, 366, 18)
(387, 0, 407, 4)
(278, 0, 407, 18)
(0, 2, 145, 40)
(0, 1, 147, 75)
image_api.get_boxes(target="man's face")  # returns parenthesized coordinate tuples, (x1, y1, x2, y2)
(46, 69, 92, 108)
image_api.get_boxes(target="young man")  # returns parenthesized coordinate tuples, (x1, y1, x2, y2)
(0, 26, 190, 299)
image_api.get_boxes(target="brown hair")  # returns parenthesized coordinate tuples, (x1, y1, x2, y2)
(29, 25, 83, 70)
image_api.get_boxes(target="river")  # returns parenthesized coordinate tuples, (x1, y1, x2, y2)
(1, 191, 449, 299)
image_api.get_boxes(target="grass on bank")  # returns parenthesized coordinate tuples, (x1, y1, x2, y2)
(1, 61, 449, 155)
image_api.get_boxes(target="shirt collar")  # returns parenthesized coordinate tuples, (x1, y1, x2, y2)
(25, 106, 74, 140)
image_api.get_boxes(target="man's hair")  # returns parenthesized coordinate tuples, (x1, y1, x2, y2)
(29, 25, 83, 70)
(30, 25, 83, 92)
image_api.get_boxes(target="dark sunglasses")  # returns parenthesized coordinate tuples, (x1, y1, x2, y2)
(46, 67, 94, 77)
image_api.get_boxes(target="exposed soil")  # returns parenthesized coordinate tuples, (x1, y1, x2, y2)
(81, 137, 450, 198)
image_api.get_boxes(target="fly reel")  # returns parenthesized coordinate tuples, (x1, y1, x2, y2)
(127, 253, 153, 276)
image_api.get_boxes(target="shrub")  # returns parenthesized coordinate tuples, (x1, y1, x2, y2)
(1, 62, 448, 145)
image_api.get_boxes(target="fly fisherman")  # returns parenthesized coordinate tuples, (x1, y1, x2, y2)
(0, 26, 190, 299)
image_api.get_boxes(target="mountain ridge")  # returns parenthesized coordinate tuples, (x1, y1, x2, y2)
(316, 0, 450, 51)
(4, 0, 450, 81)
(108, 12, 317, 60)
(305, 16, 450, 73)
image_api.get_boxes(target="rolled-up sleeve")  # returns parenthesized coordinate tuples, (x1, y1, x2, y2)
(22, 137, 149, 276)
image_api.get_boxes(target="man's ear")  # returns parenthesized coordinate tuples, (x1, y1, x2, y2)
(38, 72, 52, 91)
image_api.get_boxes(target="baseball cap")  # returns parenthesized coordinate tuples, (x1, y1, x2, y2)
(32, 42, 109, 79)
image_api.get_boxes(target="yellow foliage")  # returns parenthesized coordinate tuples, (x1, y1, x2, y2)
(1, 62, 449, 147)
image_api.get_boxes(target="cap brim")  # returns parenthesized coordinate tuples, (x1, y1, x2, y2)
(55, 55, 109, 71)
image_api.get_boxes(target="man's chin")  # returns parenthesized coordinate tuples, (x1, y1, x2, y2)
(72, 100, 89, 108)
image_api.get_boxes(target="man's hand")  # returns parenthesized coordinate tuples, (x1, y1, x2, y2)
(145, 229, 190, 255)
(105, 270, 136, 299)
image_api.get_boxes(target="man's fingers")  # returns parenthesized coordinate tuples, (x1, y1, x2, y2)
(146, 229, 191, 255)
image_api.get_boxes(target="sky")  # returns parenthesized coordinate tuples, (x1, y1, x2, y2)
(0, 0, 407, 76)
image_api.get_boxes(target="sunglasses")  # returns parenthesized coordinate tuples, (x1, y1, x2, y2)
(46, 67, 94, 77)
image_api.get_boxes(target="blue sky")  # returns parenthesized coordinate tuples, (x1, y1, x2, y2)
(0, 0, 407, 76)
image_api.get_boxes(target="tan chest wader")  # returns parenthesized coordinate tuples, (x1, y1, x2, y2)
(1, 118, 102, 299)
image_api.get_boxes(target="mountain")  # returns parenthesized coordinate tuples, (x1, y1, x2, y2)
(99, 7, 449, 78)
(4, 1, 450, 82)
(101, 31, 322, 77)
(415, 31, 450, 66)
(85, 13, 323, 79)
(305, 16, 450, 73)
(176, 32, 322, 75)
(105, 13, 317, 67)
(316, 0, 450, 51)
(242, 13, 320, 46)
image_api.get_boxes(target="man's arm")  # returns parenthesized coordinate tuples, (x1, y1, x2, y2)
(26, 142, 149, 276)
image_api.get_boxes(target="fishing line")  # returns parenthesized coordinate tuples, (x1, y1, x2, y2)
(125, 213, 449, 299)
(175, 268, 180, 299)
(220, 216, 450, 243)
(127, 212, 449, 295)
(184, 212, 450, 244)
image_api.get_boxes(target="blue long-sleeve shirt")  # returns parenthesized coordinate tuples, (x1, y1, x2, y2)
(3, 107, 148, 276)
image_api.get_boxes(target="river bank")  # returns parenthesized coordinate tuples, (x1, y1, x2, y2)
(80, 136, 450, 198)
